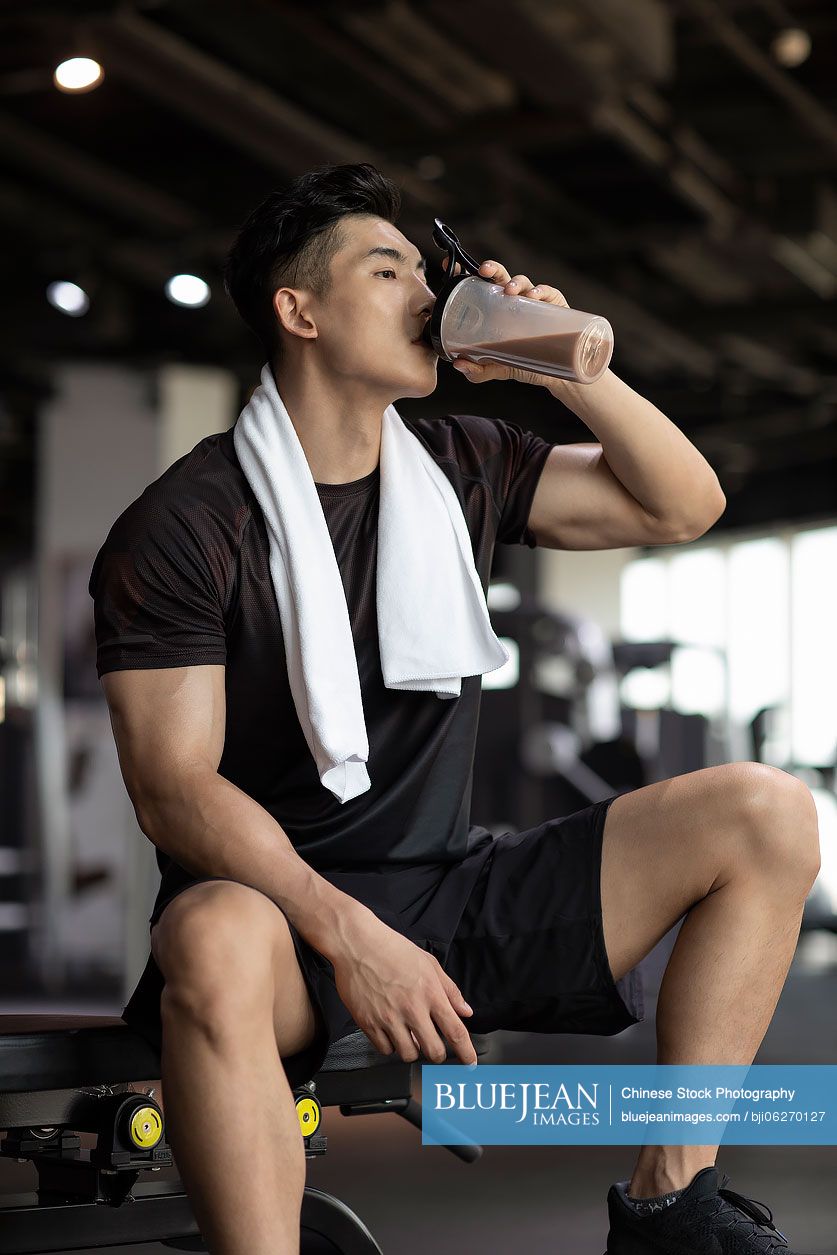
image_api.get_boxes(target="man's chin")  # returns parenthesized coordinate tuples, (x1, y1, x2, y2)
(416, 366, 441, 394)
(392, 362, 438, 399)
(406, 373, 439, 399)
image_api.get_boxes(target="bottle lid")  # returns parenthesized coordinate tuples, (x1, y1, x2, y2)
(425, 219, 489, 360)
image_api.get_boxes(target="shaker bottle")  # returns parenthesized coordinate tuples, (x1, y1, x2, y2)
(421, 219, 614, 385)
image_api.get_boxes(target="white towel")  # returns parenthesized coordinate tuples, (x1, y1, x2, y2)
(233, 363, 510, 803)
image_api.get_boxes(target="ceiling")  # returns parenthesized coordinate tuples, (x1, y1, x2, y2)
(1, 0, 836, 557)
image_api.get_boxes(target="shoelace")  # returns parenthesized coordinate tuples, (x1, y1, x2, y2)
(709, 1173, 789, 1250)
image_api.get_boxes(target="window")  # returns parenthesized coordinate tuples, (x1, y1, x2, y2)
(620, 524, 837, 769)
(791, 528, 837, 766)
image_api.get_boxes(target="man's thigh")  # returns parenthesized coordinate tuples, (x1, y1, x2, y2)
(439, 798, 645, 1038)
(600, 761, 802, 984)
(150, 879, 319, 1059)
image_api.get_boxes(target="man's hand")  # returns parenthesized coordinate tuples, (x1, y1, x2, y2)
(329, 908, 478, 1066)
(441, 254, 569, 389)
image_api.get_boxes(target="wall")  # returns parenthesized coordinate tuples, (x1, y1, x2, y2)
(539, 545, 638, 637)
(35, 362, 236, 996)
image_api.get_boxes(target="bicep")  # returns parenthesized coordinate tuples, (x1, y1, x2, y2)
(102, 663, 226, 826)
(527, 443, 673, 550)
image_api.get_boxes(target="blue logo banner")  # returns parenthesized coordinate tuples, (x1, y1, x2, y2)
(420, 1064, 837, 1145)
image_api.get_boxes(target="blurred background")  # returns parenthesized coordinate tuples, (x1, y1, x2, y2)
(0, 0, 835, 1251)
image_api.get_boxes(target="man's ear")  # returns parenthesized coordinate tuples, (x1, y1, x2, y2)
(272, 287, 318, 342)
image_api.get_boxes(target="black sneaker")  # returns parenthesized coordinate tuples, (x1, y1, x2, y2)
(603, 1165, 813, 1253)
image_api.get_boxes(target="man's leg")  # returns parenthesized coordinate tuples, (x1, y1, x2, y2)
(599, 761, 821, 1198)
(151, 880, 321, 1255)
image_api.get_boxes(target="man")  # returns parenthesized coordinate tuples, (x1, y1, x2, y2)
(90, 161, 821, 1255)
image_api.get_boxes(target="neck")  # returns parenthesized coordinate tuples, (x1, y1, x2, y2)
(268, 359, 388, 485)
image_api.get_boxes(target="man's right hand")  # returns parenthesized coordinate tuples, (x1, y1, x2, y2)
(329, 908, 478, 1066)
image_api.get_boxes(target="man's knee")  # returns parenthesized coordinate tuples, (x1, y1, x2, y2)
(154, 882, 290, 1032)
(728, 763, 821, 888)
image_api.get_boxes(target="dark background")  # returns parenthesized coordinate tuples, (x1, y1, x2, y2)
(1, 0, 836, 564)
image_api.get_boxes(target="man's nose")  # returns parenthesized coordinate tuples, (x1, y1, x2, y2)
(417, 284, 435, 315)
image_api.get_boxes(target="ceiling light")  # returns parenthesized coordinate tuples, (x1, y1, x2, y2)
(53, 57, 104, 93)
(165, 274, 210, 308)
(771, 28, 811, 68)
(46, 281, 90, 317)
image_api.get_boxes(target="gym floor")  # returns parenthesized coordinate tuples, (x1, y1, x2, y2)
(2, 924, 835, 1254)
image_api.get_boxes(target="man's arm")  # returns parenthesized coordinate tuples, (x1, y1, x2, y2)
(103, 663, 478, 1065)
(444, 255, 725, 551)
(102, 664, 371, 961)
(528, 369, 727, 551)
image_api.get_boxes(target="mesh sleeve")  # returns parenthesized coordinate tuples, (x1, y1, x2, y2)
(89, 493, 229, 678)
(492, 417, 555, 547)
(442, 413, 555, 549)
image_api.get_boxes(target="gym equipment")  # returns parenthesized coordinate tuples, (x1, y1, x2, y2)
(474, 600, 649, 829)
(0, 1016, 491, 1253)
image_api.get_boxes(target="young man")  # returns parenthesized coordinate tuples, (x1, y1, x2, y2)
(90, 162, 821, 1255)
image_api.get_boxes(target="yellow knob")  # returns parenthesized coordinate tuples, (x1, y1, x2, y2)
(128, 1105, 163, 1149)
(294, 1095, 321, 1138)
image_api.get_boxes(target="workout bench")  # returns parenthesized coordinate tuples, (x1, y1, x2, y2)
(0, 1014, 490, 1254)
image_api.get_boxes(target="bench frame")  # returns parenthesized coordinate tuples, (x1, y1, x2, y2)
(0, 1015, 488, 1254)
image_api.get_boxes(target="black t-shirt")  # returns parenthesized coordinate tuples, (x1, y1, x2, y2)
(89, 413, 554, 918)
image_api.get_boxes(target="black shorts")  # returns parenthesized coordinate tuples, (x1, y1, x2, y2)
(121, 796, 644, 1090)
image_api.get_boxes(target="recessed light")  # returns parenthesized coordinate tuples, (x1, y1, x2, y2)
(54, 57, 104, 93)
(46, 281, 90, 317)
(165, 274, 211, 308)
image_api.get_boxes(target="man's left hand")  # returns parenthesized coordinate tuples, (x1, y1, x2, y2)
(441, 255, 569, 388)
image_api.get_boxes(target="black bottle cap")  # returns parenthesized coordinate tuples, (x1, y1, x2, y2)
(426, 218, 488, 361)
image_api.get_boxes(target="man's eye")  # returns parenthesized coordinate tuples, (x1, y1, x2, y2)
(376, 269, 397, 278)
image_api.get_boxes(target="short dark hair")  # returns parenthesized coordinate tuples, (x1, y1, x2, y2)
(223, 161, 402, 364)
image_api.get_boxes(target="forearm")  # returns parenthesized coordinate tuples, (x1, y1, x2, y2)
(138, 768, 370, 963)
(546, 368, 725, 530)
